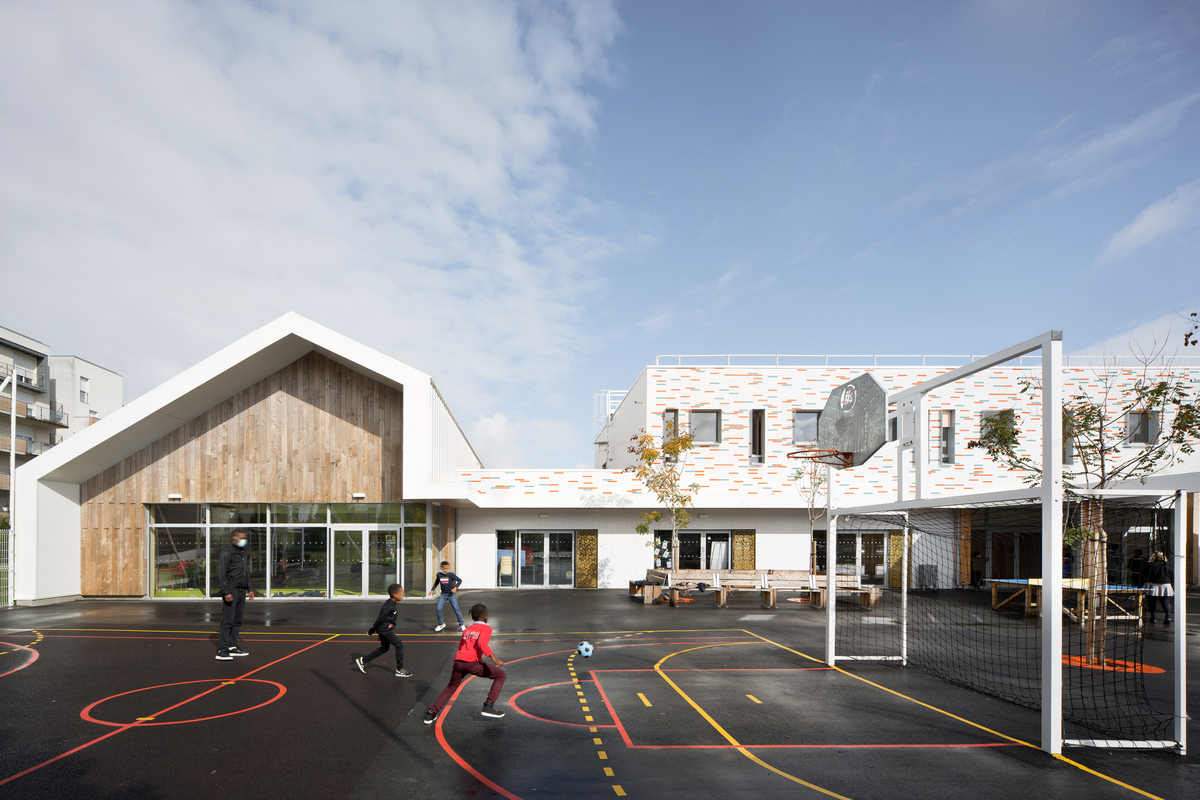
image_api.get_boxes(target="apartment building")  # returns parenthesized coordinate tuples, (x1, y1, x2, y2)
(0, 325, 122, 512)
(11, 314, 1199, 604)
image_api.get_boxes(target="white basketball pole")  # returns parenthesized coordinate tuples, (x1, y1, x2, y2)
(901, 519, 909, 666)
(3, 376, 13, 606)
(825, 463, 837, 666)
(1040, 333, 1064, 755)
(1173, 491, 1187, 755)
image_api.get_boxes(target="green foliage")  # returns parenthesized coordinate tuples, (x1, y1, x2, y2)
(625, 420, 699, 543)
(0, 513, 7, 530)
(970, 371, 1200, 490)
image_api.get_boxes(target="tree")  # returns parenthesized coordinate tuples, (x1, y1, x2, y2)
(625, 419, 699, 571)
(971, 352, 1200, 663)
(1184, 311, 1198, 347)
(791, 459, 827, 568)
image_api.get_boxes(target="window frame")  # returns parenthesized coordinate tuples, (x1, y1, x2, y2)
(750, 409, 765, 465)
(1125, 411, 1158, 445)
(792, 410, 820, 446)
(689, 409, 722, 445)
(939, 410, 955, 465)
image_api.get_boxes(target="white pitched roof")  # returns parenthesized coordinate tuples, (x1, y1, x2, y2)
(20, 312, 479, 489)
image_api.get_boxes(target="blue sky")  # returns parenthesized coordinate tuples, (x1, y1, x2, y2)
(1, 1, 1198, 468)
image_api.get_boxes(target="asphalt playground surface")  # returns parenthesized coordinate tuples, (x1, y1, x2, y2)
(0, 589, 1196, 800)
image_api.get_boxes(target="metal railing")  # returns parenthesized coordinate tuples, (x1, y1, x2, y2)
(0, 528, 10, 606)
(653, 353, 1200, 368)
(0, 361, 44, 390)
(26, 439, 57, 456)
(0, 435, 28, 455)
(27, 402, 68, 426)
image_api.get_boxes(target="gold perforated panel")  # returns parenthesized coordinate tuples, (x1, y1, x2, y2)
(576, 530, 598, 588)
(732, 530, 756, 570)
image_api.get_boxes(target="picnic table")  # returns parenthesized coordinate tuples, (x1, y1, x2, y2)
(990, 577, 1145, 627)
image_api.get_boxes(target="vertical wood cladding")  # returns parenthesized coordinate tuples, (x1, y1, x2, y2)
(732, 530, 756, 570)
(79, 351, 404, 595)
(575, 530, 599, 588)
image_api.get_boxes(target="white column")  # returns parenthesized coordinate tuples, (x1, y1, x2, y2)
(825, 463, 836, 666)
(901, 521, 909, 666)
(914, 395, 927, 501)
(1173, 493, 1187, 755)
(1040, 335, 1063, 755)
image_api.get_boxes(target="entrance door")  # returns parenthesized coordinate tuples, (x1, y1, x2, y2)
(861, 534, 885, 585)
(509, 531, 575, 587)
(330, 526, 401, 596)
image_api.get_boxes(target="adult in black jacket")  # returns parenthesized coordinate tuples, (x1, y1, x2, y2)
(216, 530, 256, 661)
(356, 584, 411, 677)
(1144, 551, 1174, 624)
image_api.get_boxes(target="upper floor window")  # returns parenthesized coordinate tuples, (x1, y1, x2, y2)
(663, 409, 680, 462)
(690, 410, 721, 444)
(888, 416, 899, 442)
(1126, 411, 1158, 445)
(750, 409, 765, 464)
(939, 410, 955, 465)
(79, 376, 89, 404)
(980, 409, 1016, 437)
(792, 410, 819, 445)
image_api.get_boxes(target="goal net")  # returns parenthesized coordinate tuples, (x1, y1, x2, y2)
(831, 495, 1177, 747)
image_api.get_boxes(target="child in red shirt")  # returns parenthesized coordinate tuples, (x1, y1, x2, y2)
(424, 603, 506, 723)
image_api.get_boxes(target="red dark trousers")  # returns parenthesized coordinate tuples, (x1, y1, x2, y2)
(430, 659, 506, 711)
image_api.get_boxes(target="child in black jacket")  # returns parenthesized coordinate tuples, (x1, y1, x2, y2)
(357, 584, 412, 677)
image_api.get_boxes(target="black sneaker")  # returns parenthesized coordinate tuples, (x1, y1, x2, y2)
(215, 650, 233, 661)
(423, 708, 439, 725)
(355, 657, 366, 673)
(395, 668, 413, 677)
(481, 703, 505, 718)
(227, 647, 249, 657)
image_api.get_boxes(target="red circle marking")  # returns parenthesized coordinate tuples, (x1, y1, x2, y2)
(508, 681, 616, 729)
(0, 641, 40, 679)
(81, 679, 287, 727)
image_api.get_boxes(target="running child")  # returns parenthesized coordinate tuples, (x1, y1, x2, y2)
(356, 583, 413, 677)
(428, 561, 465, 631)
(424, 603, 506, 723)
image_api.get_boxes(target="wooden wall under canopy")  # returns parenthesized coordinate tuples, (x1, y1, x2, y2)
(79, 351, 404, 595)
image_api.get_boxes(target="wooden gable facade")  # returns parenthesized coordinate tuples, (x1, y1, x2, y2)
(79, 351, 404, 595)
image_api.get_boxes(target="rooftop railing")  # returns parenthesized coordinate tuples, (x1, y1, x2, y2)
(0, 361, 45, 390)
(653, 354, 1200, 368)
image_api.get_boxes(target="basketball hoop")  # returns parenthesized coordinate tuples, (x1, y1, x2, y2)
(787, 447, 853, 469)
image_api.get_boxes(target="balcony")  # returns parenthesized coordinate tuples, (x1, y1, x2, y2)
(0, 435, 27, 455)
(27, 402, 68, 427)
(0, 361, 45, 391)
(0, 473, 8, 491)
(26, 438, 60, 456)
(0, 396, 27, 418)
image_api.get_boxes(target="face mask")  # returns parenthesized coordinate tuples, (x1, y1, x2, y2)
(235, 540, 248, 549)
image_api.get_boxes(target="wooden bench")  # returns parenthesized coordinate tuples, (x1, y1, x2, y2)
(628, 569, 669, 604)
(757, 570, 815, 609)
(808, 574, 881, 609)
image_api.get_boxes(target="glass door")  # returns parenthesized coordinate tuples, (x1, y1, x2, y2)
(547, 533, 574, 586)
(272, 528, 328, 597)
(861, 534, 885, 585)
(497, 531, 516, 587)
(330, 525, 400, 596)
(520, 533, 545, 586)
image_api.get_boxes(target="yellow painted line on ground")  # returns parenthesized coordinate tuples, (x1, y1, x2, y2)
(580, 698, 587, 703)
(0, 630, 43, 656)
(747, 695, 762, 704)
(44, 626, 750, 637)
(655, 642, 853, 800)
(583, 707, 590, 712)
(637, 692, 652, 707)
(598, 751, 608, 760)
(577, 691, 585, 696)
(585, 716, 594, 722)
(604, 767, 614, 777)
(742, 629, 1166, 800)
(136, 717, 155, 721)
(613, 785, 626, 796)
(593, 737, 603, 745)
(221, 681, 237, 685)
(589, 727, 598, 733)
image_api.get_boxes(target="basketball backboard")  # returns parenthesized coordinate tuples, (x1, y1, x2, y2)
(815, 373, 888, 468)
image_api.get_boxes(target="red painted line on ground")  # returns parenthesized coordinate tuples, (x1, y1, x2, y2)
(507, 680, 617, 729)
(0, 634, 337, 788)
(0, 641, 40, 678)
(435, 676, 524, 800)
(81, 679, 287, 727)
(592, 673, 636, 748)
(592, 667, 834, 673)
(615, 742, 1022, 750)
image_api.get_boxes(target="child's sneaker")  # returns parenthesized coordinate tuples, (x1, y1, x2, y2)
(395, 668, 414, 677)
(423, 708, 440, 725)
(227, 647, 249, 657)
(459, 623, 467, 631)
(355, 657, 366, 673)
(434, 623, 446, 632)
(215, 650, 233, 661)
(481, 703, 505, 718)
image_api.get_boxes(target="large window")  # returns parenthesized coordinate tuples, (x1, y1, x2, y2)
(750, 409, 765, 464)
(148, 503, 433, 599)
(939, 410, 955, 465)
(690, 410, 721, 443)
(1126, 411, 1158, 444)
(654, 530, 730, 570)
(793, 411, 819, 445)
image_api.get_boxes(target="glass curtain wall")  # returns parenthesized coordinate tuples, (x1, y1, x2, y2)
(148, 503, 431, 598)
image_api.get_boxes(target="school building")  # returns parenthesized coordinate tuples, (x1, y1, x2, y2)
(11, 313, 1200, 605)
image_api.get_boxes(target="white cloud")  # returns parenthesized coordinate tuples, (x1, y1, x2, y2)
(1073, 305, 1200, 360)
(1094, 180, 1200, 266)
(0, 0, 622, 467)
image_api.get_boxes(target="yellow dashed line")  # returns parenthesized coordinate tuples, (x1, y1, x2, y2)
(613, 786, 626, 797)
(589, 727, 598, 733)
(593, 737, 603, 745)
(747, 694, 762, 704)
(136, 717, 156, 721)
(598, 751, 608, 760)
(638, 692, 652, 707)
(585, 716, 593, 722)
(604, 768, 614, 777)
(582, 707, 590, 712)
(0, 629, 43, 656)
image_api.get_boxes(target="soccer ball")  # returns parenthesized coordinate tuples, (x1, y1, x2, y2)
(576, 641, 594, 658)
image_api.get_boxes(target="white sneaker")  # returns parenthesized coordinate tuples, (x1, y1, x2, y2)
(459, 624, 467, 631)
(434, 623, 446, 632)
(355, 656, 366, 674)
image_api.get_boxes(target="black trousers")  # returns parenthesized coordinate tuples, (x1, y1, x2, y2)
(219, 589, 246, 651)
(364, 628, 404, 669)
(1147, 594, 1173, 620)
